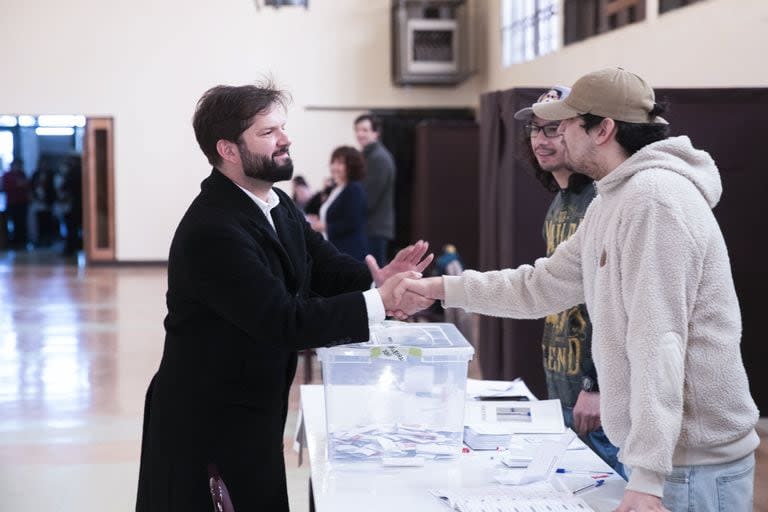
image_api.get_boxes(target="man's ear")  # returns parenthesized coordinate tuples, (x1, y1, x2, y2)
(594, 118, 617, 146)
(216, 139, 239, 165)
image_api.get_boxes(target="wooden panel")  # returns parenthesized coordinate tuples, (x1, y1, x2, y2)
(566, 0, 644, 43)
(604, 0, 643, 15)
(659, 0, 703, 14)
(82, 118, 115, 262)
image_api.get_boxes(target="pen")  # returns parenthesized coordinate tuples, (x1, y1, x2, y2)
(556, 468, 613, 479)
(476, 395, 530, 401)
(573, 479, 605, 495)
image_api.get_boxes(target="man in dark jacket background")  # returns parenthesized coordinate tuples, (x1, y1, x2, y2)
(135, 82, 433, 512)
(354, 114, 396, 267)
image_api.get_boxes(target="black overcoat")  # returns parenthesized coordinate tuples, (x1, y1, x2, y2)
(136, 169, 372, 511)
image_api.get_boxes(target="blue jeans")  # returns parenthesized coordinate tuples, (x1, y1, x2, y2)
(661, 452, 755, 512)
(563, 406, 626, 479)
(367, 236, 388, 268)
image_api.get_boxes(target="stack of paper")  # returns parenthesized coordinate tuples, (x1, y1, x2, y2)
(464, 399, 566, 434)
(463, 424, 513, 450)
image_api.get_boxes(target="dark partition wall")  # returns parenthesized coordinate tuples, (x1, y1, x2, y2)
(412, 121, 480, 270)
(370, 108, 476, 258)
(476, 88, 552, 398)
(656, 88, 768, 414)
(477, 87, 768, 411)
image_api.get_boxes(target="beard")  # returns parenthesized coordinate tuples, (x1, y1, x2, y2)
(238, 143, 293, 183)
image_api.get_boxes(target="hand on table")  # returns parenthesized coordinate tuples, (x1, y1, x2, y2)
(573, 390, 601, 436)
(614, 490, 670, 512)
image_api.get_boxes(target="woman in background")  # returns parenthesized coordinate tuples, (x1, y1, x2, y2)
(309, 146, 367, 261)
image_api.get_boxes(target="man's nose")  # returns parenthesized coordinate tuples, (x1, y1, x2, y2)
(278, 130, 291, 147)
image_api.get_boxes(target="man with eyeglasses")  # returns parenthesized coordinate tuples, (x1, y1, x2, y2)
(394, 68, 759, 512)
(514, 87, 624, 478)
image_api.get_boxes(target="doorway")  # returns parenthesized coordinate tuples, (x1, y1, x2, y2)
(0, 114, 85, 262)
(0, 115, 115, 264)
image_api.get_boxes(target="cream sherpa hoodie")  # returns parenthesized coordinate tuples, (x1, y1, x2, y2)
(444, 136, 759, 497)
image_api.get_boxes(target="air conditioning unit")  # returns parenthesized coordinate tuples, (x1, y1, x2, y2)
(392, 0, 472, 86)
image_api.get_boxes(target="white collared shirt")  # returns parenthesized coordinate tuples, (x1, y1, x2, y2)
(235, 184, 280, 232)
(234, 184, 385, 324)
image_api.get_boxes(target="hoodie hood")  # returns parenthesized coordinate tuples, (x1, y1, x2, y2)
(596, 136, 722, 208)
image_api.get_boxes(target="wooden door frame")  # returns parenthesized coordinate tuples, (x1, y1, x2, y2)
(82, 117, 116, 262)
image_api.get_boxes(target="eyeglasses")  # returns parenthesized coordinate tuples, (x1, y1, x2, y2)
(524, 123, 560, 138)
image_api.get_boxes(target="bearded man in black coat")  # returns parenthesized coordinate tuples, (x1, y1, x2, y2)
(136, 82, 433, 512)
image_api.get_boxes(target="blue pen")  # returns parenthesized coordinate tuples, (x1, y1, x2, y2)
(573, 479, 606, 495)
(556, 468, 613, 476)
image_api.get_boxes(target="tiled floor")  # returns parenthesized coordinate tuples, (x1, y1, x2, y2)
(0, 254, 764, 511)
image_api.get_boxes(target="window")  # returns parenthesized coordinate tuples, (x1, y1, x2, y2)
(501, 0, 559, 67)
(0, 130, 13, 172)
(564, 0, 646, 45)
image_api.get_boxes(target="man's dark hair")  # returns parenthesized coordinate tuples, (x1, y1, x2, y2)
(330, 146, 365, 182)
(292, 175, 308, 187)
(579, 102, 670, 157)
(193, 82, 290, 166)
(520, 132, 593, 193)
(353, 113, 381, 133)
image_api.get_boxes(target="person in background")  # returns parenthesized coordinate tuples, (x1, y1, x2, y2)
(395, 67, 759, 512)
(290, 175, 313, 212)
(354, 113, 395, 266)
(304, 176, 334, 218)
(30, 158, 58, 247)
(514, 85, 624, 477)
(1, 159, 31, 249)
(308, 146, 367, 262)
(136, 81, 434, 512)
(57, 155, 83, 256)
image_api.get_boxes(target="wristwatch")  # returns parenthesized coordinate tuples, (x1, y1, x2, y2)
(581, 376, 599, 393)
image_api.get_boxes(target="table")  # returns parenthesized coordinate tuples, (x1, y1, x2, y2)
(299, 384, 626, 512)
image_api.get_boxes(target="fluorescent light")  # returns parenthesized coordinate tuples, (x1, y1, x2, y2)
(35, 127, 75, 136)
(0, 115, 17, 127)
(18, 115, 36, 127)
(37, 114, 86, 128)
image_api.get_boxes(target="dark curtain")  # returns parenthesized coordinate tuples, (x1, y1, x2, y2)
(476, 89, 552, 398)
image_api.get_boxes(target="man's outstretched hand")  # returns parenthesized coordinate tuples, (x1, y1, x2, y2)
(393, 276, 446, 303)
(367, 240, 434, 287)
(376, 271, 435, 319)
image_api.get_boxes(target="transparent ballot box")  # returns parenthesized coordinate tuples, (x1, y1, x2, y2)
(316, 322, 474, 464)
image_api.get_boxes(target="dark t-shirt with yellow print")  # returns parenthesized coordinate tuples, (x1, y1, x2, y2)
(541, 180, 597, 408)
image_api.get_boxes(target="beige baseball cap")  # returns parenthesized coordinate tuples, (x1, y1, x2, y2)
(532, 67, 667, 124)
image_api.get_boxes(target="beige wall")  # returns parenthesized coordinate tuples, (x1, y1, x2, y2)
(481, 0, 768, 92)
(3, 0, 764, 260)
(0, 0, 481, 260)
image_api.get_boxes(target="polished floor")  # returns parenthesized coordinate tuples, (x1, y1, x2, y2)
(0, 253, 765, 511)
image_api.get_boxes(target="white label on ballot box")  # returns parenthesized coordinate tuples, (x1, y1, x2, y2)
(371, 345, 422, 361)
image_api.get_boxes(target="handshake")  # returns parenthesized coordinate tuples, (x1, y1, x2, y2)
(365, 240, 448, 321)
